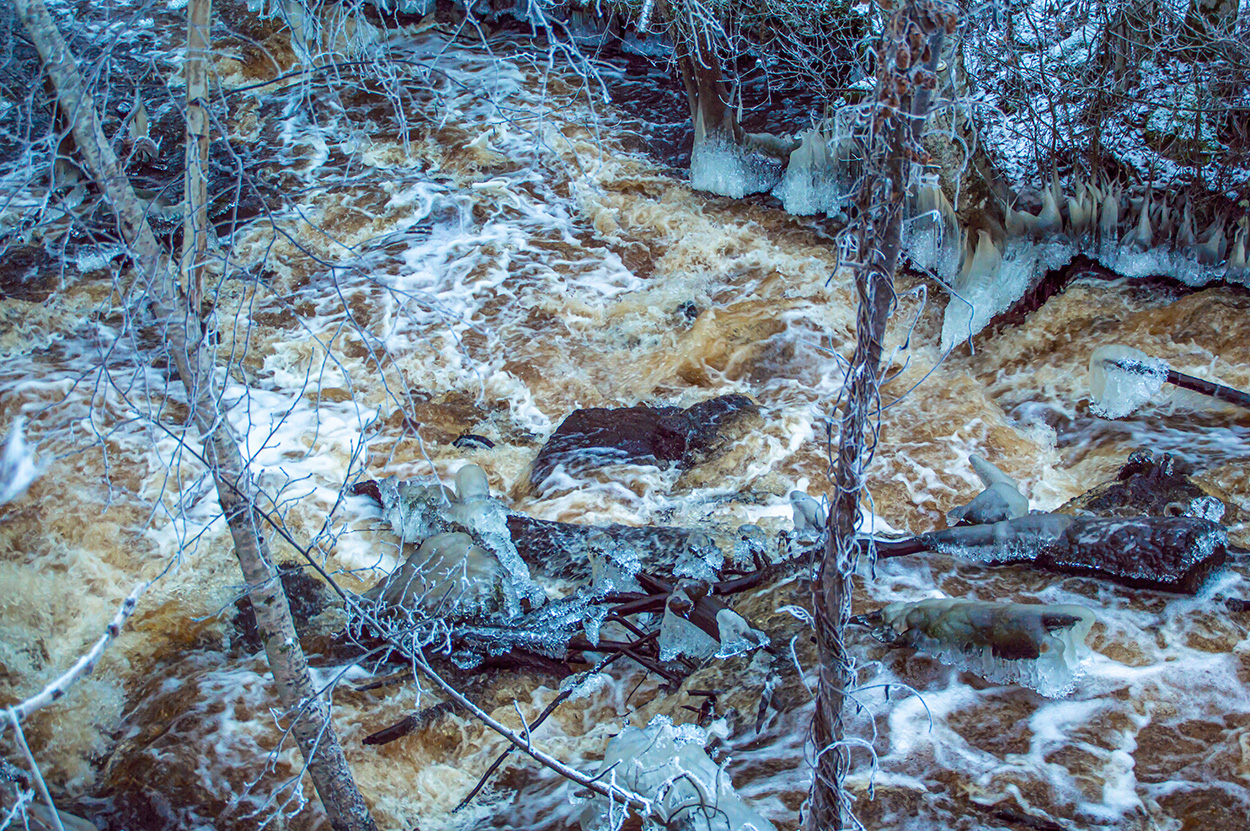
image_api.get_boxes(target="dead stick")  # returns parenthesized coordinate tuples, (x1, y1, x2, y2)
(1166, 368, 1250, 410)
(453, 651, 626, 812)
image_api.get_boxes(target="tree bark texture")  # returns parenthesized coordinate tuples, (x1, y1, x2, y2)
(182, 0, 212, 317)
(806, 1, 956, 829)
(14, 1, 378, 828)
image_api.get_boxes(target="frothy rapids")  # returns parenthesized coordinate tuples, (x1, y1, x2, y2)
(1, 7, 1249, 831)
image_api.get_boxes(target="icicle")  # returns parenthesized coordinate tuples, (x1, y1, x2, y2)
(1177, 198, 1197, 249)
(1066, 191, 1091, 239)
(1227, 219, 1248, 276)
(1098, 186, 1120, 242)
(1195, 214, 1227, 265)
(1122, 192, 1153, 251)
(956, 230, 1002, 294)
(1005, 202, 1034, 238)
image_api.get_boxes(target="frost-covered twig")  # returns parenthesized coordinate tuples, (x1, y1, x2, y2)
(6, 711, 66, 831)
(2, 582, 147, 730)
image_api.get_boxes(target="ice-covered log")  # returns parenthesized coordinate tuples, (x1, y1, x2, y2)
(873, 513, 1227, 593)
(859, 597, 1095, 697)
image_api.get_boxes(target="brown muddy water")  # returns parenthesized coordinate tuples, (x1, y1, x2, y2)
(1, 8, 1249, 831)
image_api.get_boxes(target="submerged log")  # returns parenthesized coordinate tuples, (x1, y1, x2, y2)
(871, 513, 1227, 593)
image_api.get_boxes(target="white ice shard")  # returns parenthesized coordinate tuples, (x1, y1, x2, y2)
(1088, 344, 1169, 418)
(869, 597, 1096, 697)
(0, 418, 41, 507)
(580, 716, 778, 831)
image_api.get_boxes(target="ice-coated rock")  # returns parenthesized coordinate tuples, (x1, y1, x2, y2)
(362, 531, 503, 616)
(863, 597, 1096, 697)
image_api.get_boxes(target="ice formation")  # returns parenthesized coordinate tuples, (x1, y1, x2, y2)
(772, 126, 848, 216)
(689, 124, 783, 199)
(714, 608, 769, 659)
(579, 716, 778, 831)
(453, 595, 598, 660)
(0, 418, 41, 507)
(731, 524, 769, 570)
(673, 532, 725, 582)
(939, 236, 1073, 352)
(1087, 344, 1170, 418)
(903, 184, 962, 278)
(376, 465, 545, 616)
(867, 598, 1096, 697)
(947, 454, 1029, 525)
(789, 490, 826, 536)
(658, 600, 719, 663)
(362, 531, 504, 616)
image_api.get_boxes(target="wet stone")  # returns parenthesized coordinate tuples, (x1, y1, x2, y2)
(1060, 450, 1230, 521)
(529, 394, 758, 488)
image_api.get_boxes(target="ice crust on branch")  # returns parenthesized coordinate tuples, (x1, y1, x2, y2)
(579, 716, 778, 831)
(1088, 344, 1170, 418)
(867, 598, 1096, 697)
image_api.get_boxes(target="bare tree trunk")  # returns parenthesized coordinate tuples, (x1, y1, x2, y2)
(183, 0, 212, 317)
(806, 1, 956, 829)
(14, 1, 378, 828)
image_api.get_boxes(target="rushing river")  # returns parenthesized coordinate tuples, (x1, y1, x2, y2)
(1, 6, 1249, 831)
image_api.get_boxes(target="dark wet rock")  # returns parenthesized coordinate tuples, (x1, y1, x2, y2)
(1058, 451, 1230, 522)
(877, 512, 1228, 593)
(529, 394, 758, 488)
(0, 244, 62, 301)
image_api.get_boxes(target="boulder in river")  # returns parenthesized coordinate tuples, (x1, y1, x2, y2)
(528, 394, 759, 488)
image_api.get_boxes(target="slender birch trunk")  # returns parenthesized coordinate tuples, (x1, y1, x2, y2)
(14, 1, 378, 827)
(806, 2, 955, 828)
